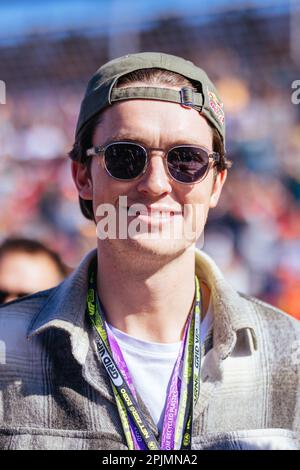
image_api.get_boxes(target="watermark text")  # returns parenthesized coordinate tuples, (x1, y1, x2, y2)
(95, 196, 205, 248)
(0, 80, 6, 104)
(291, 80, 300, 104)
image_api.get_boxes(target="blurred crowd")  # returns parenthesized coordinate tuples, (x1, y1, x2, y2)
(0, 11, 300, 319)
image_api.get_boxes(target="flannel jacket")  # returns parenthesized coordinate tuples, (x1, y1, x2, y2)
(0, 248, 299, 450)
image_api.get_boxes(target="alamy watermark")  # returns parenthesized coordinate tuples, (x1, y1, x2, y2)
(291, 80, 300, 104)
(95, 196, 206, 247)
(0, 80, 6, 104)
(0, 340, 6, 365)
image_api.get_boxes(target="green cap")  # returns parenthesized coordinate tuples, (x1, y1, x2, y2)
(75, 52, 225, 143)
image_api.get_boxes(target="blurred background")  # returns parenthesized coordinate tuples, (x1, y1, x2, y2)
(0, 0, 300, 318)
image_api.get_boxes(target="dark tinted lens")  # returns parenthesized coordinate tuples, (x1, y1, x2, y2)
(167, 146, 210, 183)
(104, 143, 147, 180)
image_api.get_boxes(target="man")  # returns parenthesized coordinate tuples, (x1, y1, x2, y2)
(0, 53, 299, 450)
(0, 237, 69, 304)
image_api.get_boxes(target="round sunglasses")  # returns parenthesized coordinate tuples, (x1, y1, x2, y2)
(86, 141, 220, 184)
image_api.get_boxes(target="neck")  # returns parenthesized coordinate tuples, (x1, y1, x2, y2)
(96, 245, 210, 343)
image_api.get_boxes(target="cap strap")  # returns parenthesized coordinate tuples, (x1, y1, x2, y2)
(110, 86, 203, 111)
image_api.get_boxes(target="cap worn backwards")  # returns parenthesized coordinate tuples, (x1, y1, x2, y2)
(75, 52, 225, 143)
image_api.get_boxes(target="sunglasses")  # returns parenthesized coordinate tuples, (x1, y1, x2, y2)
(0, 289, 29, 304)
(86, 141, 220, 184)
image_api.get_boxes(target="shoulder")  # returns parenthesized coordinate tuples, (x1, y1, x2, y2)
(237, 292, 300, 363)
(0, 287, 54, 320)
(237, 293, 300, 442)
(238, 291, 300, 332)
(0, 288, 54, 360)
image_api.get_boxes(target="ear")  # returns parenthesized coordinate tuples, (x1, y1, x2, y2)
(71, 161, 93, 200)
(209, 169, 227, 208)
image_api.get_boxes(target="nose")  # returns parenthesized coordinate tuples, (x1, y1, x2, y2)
(136, 154, 173, 197)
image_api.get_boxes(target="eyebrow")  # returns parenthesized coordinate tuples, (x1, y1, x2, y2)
(101, 133, 210, 149)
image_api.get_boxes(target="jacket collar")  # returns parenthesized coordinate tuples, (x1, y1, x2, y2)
(195, 249, 257, 360)
(28, 247, 257, 367)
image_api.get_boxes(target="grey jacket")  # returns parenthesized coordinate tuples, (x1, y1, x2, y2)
(0, 248, 299, 450)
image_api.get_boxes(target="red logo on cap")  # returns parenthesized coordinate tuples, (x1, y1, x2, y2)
(207, 88, 225, 126)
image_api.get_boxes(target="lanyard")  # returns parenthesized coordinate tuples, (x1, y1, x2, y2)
(86, 260, 202, 450)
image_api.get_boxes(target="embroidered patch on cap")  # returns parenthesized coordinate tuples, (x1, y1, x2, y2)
(207, 87, 225, 125)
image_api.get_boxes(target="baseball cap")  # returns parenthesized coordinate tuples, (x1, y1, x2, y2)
(75, 52, 225, 143)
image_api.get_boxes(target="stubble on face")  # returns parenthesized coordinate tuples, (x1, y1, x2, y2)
(91, 98, 217, 272)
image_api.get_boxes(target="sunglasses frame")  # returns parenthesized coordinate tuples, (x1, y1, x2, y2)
(86, 141, 220, 184)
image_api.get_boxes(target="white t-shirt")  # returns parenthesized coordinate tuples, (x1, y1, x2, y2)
(107, 297, 213, 432)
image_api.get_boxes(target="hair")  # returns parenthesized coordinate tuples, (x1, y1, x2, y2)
(68, 68, 232, 222)
(0, 237, 69, 277)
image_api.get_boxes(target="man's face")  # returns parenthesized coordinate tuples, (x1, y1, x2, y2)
(73, 98, 227, 265)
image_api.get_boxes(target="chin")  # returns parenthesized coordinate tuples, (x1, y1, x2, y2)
(122, 235, 195, 259)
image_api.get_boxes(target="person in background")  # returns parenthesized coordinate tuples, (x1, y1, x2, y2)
(0, 237, 68, 304)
